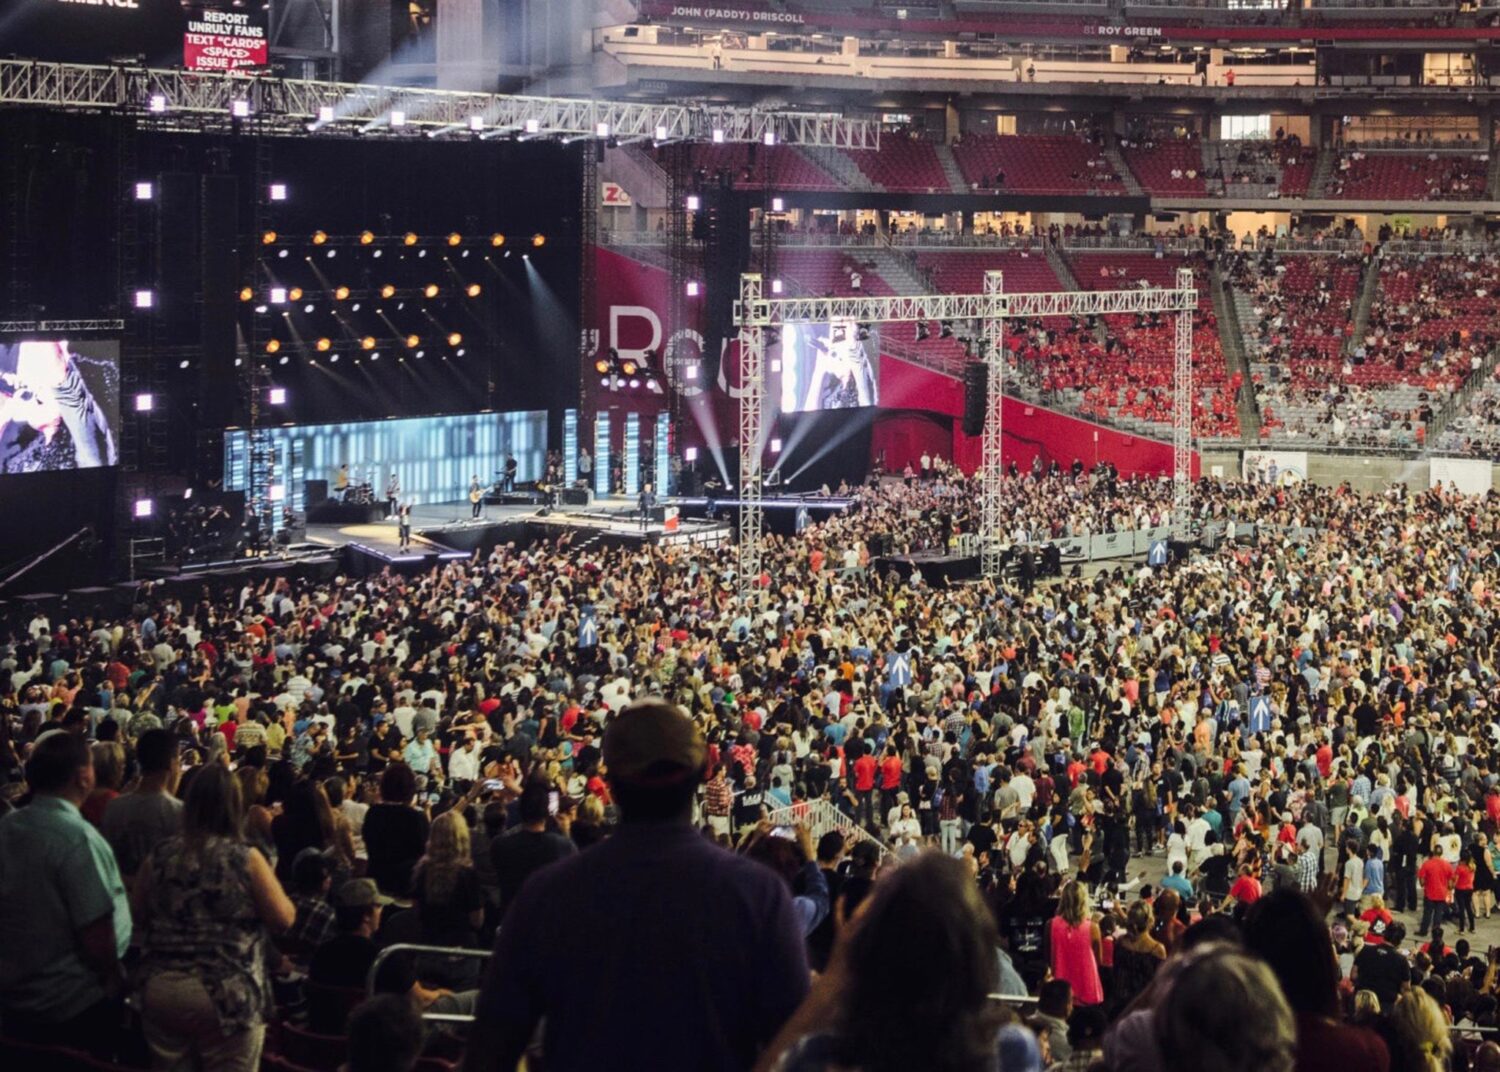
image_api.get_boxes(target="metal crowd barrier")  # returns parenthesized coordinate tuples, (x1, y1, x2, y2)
(368, 943, 492, 1022)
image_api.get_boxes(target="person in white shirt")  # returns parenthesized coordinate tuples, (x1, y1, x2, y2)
(448, 735, 481, 786)
(392, 703, 418, 738)
(1011, 768, 1036, 813)
(1184, 806, 1212, 872)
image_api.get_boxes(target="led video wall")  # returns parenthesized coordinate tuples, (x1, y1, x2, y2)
(224, 410, 547, 513)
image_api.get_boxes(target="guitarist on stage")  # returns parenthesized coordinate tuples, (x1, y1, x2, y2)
(469, 475, 484, 519)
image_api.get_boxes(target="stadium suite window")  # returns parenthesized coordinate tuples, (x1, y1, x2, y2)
(1222, 116, 1272, 140)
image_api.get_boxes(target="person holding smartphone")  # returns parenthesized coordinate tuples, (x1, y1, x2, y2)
(488, 781, 576, 920)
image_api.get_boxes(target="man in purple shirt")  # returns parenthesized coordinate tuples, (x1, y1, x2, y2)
(463, 699, 810, 1072)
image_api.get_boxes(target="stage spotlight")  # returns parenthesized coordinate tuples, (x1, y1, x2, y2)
(770, 358, 782, 373)
(403, 232, 418, 246)
(686, 195, 701, 211)
(524, 118, 540, 134)
(417, 350, 426, 358)
(424, 284, 439, 298)
(278, 250, 288, 258)
(447, 332, 462, 346)
(351, 302, 361, 311)
(269, 183, 287, 201)
(134, 181, 154, 200)
(595, 356, 611, 374)
(179, 359, 191, 369)
(269, 484, 285, 502)
(312, 231, 328, 245)
(330, 353, 340, 363)
(134, 290, 154, 309)
(303, 304, 314, 313)
(620, 357, 639, 376)
(490, 233, 505, 247)
(361, 336, 376, 350)
(134, 393, 154, 412)
(686, 281, 700, 297)
(468, 116, 484, 132)
(318, 105, 335, 123)
(685, 364, 699, 381)
(380, 284, 396, 298)
(316, 338, 331, 352)
(629, 378, 640, 389)
(265, 340, 281, 354)
(655, 124, 669, 140)
(595, 122, 611, 138)
(764, 131, 776, 146)
(279, 355, 289, 365)
(269, 287, 287, 304)
(288, 287, 304, 301)
(532, 234, 546, 248)
(134, 499, 154, 519)
(268, 387, 287, 405)
(390, 110, 406, 127)
(239, 287, 253, 301)
(712, 128, 725, 143)
(370, 351, 380, 360)
(334, 286, 350, 300)
(772, 197, 785, 212)
(685, 446, 699, 462)
(455, 348, 465, 356)
(148, 94, 167, 113)
(771, 279, 783, 294)
(261, 230, 277, 245)
(231, 99, 250, 118)
(255, 304, 267, 313)
(466, 283, 481, 297)
(447, 232, 462, 246)
(406, 334, 420, 348)
(359, 231, 374, 245)
(770, 438, 782, 453)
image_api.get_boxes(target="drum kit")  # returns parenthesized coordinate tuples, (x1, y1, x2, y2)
(346, 481, 376, 505)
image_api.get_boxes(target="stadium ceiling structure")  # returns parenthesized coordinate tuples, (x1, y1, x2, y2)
(0, 60, 882, 147)
(733, 268, 1199, 599)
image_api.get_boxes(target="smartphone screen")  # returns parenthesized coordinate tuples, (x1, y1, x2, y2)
(548, 790, 560, 816)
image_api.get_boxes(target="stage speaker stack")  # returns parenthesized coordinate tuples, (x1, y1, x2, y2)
(962, 362, 988, 437)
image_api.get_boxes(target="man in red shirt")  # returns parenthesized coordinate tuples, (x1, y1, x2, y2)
(1417, 845, 1454, 937)
(878, 748, 903, 825)
(852, 750, 877, 831)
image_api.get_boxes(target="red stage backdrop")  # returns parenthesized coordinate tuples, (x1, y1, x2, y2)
(595, 247, 1197, 479)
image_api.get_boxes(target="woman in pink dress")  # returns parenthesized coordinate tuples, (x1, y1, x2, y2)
(1049, 880, 1105, 1006)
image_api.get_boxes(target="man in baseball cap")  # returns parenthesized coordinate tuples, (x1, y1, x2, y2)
(465, 699, 808, 1072)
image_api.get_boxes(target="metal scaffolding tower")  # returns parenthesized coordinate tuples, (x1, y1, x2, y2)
(732, 276, 1198, 599)
(980, 270, 1006, 579)
(1173, 266, 1195, 537)
(736, 272, 765, 599)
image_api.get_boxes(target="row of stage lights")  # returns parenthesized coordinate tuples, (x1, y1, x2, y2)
(259, 230, 546, 250)
(596, 348, 668, 393)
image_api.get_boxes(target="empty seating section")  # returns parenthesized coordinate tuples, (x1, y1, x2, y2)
(1327, 151, 1488, 200)
(950, 134, 1125, 194)
(1119, 138, 1206, 195)
(672, 144, 841, 190)
(845, 137, 951, 192)
(774, 249, 897, 297)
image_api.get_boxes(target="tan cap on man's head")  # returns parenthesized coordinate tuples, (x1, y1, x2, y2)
(603, 699, 707, 786)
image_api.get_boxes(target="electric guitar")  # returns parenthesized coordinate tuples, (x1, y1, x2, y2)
(469, 486, 483, 504)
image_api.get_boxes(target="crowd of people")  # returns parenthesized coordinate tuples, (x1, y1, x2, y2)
(5, 467, 1500, 1071)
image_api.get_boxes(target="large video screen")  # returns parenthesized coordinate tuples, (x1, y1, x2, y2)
(779, 320, 880, 413)
(0, 340, 120, 475)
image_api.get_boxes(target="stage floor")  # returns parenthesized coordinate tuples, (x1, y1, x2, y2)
(303, 498, 733, 561)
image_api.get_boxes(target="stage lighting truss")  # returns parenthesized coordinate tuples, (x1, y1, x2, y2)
(0, 318, 123, 334)
(0, 61, 881, 149)
(730, 271, 1199, 599)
